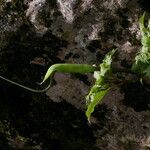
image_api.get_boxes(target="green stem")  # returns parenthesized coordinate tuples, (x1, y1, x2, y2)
(0, 64, 97, 93)
(0, 75, 52, 93)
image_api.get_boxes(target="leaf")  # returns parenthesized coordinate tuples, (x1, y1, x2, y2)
(86, 49, 116, 122)
(86, 86, 109, 122)
(132, 13, 150, 78)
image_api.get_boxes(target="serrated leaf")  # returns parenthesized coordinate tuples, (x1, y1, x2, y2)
(86, 49, 116, 121)
(86, 87, 109, 122)
(132, 13, 150, 77)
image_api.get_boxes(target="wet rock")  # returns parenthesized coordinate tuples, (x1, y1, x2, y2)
(0, 0, 150, 149)
(46, 73, 89, 109)
(26, 0, 48, 35)
(0, 0, 24, 50)
(93, 88, 150, 149)
(57, 0, 78, 23)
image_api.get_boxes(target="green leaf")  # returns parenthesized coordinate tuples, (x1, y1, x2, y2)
(86, 87, 109, 122)
(86, 49, 116, 121)
(132, 13, 150, 78)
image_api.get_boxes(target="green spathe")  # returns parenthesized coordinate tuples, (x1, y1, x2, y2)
(40, 64, 97, 85)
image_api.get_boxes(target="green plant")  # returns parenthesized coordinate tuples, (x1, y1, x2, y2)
(132, 13, 150, 77)
(0, 13, 150, 122)
(0, 64, 97, 93)
(0, 50, 116, 121)
(39, 64, 97, 85)
(38, 49, 116, 122)
(85, 49, 116, 121)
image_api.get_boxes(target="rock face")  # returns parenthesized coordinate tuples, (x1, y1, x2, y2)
(0, 0, 150, 149)
(0, 0, 24, 49)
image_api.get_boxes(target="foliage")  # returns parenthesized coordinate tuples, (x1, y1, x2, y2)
(39, 50, 116, 122)
(0, 51, 115, 121)
(132, 13, 150, 77)
(0, 13, 149, 122)
(86, 49, 116, 122)
(0, 64, 96, 93)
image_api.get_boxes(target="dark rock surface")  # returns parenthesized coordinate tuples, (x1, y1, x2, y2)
(0, 0, 150, 149)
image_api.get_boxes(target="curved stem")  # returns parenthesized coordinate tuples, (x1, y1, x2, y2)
(0, 75, 52, 93)
(0, 64, 97, 93)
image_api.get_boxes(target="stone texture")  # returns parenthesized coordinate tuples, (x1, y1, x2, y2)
(0, 0, 150, 149)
